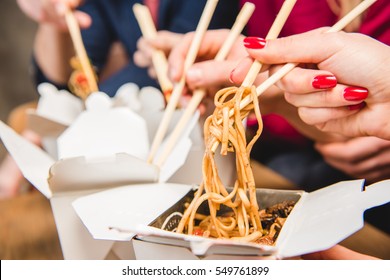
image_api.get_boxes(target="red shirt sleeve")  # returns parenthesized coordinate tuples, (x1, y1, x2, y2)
(359, 0, 390, 46)
(241, 0, 336, 38)
(241, 0, 389, 45)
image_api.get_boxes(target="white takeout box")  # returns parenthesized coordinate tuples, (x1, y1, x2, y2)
(0, 84, 235, 259)
(72, 179, 390, 259)
(26, 83, 235, 184)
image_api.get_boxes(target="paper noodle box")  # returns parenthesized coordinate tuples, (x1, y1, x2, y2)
(0, 84, 235, 259)
(26, 83, 235, 184)
(72, 179, 390, 259)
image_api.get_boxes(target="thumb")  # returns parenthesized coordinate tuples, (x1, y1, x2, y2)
(147, 31, 183, 54)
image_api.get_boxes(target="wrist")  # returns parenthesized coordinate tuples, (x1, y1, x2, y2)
(34, 24, 74, 84)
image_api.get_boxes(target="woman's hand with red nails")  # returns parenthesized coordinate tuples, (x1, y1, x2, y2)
(231, 28, 390, 140)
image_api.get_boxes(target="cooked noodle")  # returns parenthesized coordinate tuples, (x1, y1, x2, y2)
(176, 86, 267, 242)
(68, 56, 97, 100)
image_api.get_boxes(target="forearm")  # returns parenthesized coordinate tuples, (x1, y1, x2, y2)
(33, 24, 75, 85)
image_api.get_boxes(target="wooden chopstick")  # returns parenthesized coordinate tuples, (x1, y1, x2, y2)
(64, 6, 98, 99)
(213, 2, 256, 61)
(147, 0, 219, 164)
(240, 0, 297, 88)
(132, 3, 173, 99)
(154, 2, 255, 167)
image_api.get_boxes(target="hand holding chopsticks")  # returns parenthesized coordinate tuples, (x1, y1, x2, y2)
(233, 1, 387, 139)
(156, 0, 297, 165)
(147, 0, 219, 164)
(154, 2, 256, 167)
(240, 0, 378, 111)
(207, 0, 377, 153)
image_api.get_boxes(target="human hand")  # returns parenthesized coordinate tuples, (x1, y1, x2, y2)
(231, 28, 390, 140)
(302, 244, 378, 260)
(17, 0, 91, 31)
(134, 30, 183, 79)
(167, 29, 248, 97)
(315, 137, 390, 184)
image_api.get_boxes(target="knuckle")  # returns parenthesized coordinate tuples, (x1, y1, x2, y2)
(298, 107, 316, 125)
(284, 92, 297, 105)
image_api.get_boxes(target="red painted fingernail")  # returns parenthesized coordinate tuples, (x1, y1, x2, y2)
(229, 68, 236, 83)
(243, 37, 266, 49)
(312, 75, 337, 89)
(343, 86, 368, 101)
(348, 102, 366, 110)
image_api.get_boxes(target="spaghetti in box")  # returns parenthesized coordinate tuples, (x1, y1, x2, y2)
(72, 180, 390, 259)
(0, 83, 235, 259)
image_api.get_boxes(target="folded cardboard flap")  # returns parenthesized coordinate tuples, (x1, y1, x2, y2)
(72, 183, 194, 241)
(277, 179, 390, 258)
(36, 83, 84, 126)
(360, 179, 390, 209)
(57, 92, 149, 160)
(50, 194, 115, 260)
(0, 120, 54, 198)
(0, 120, 161, 197)
(27, 111, 68, 138)
(48, 153, 160, 193)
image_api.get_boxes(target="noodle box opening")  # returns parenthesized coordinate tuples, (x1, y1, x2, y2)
(72, 180, 390, 259)
(0, 83, 235, 259)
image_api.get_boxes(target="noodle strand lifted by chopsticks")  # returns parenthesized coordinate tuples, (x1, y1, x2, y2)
(176, 86, 264, 241)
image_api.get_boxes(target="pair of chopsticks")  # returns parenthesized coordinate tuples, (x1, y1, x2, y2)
(208, 0, 377, 153)
(146, 0, 220, 164)
(153, 2, 257, 167)
(64, 6, 98, 99)
(133, 3, 173, 100)
(153, 0, 298, 167)
(133, 0, 253, 167)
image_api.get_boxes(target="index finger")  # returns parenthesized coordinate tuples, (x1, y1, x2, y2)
(243, 28, 345, 65)
(168, 29, 232, 82)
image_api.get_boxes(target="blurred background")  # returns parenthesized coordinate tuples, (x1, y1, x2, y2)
(0, 1, 64, 260)
(0, 0, 37, 160)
